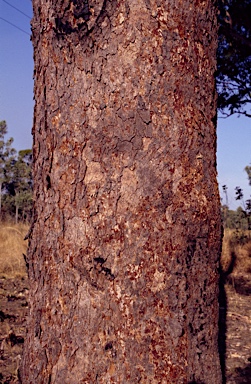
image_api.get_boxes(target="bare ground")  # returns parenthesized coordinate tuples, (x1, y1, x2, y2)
(0, 275, 28, 383)
(224, 274, 251, 384)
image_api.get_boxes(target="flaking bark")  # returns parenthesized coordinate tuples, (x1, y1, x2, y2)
(21, 1, 222, 383)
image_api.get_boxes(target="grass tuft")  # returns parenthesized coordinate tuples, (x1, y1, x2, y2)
(221, 229, 251, 276)
(0, 222, 29, 278)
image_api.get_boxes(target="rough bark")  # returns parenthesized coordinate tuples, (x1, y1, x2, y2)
(21, 1, 222, 383)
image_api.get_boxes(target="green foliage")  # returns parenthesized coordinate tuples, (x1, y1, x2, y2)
(0, 120, 16, 182)
(0, 121, 32, 223)
(217, 0, 251, 117)
(222, 166, 251, 233)
(222, 205, 249, 230)
(245, 165, 251, 185)
(0, 120, 16, 217)
(4, 149, 33, 223)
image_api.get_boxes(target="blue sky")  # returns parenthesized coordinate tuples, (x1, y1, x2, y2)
(0, 0, 33, 150)
(0, 0, 250, 209)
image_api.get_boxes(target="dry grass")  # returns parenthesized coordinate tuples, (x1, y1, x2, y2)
(0, 222, 29, 278)
(221, 229, 251, 276)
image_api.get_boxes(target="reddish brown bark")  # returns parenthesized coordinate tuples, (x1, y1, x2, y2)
(21, 1, 222, 383)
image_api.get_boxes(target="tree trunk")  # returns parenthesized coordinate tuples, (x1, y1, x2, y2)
(21, 1, 222, 383)
(0, 181, 2, 219)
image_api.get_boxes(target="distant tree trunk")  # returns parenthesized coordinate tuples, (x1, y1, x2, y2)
(21, 1, 222, 383)
(15, 195, 19, 224)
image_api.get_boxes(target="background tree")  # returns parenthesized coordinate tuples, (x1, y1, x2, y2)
(217, 0, 251, 117)
(245, 165, 251, 184)
(234, 166, 251, 231)
(3, 149, 33, 223)
(222, 166, 251, 231)
(0, 120, 16, 219)
(21, 1, 222, 383)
